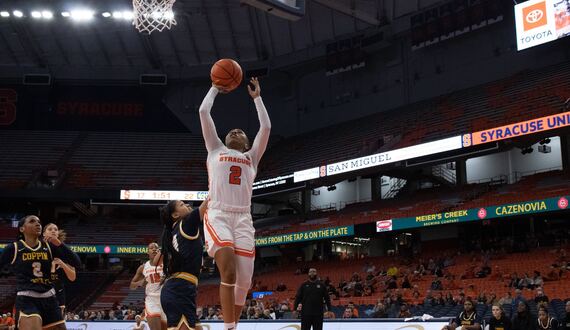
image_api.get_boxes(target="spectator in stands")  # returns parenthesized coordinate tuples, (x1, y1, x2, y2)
(512, 289, 526, 309)
(562, 301, 570, 330)
(455, 292, 466, 306)
(133, 315, 148, 330)
(476, 292, 488, 305)
(424, 290, 435, 306)
(323, 311, 335, 319)
(442, 298, 481, 330)
(435, 293, 445, 306)
(445, 293, 456, 306)
(347, 302, 359, 318)
(261, 308, 275, 320)
(488, 293, 498, 305)
(398, 305, 412, 319)
(543, 266, 561, 282)
(276, 282, 287, 292)
(342, 308, 357, 319)
(488, 304, 511, 330)
(519, 273, 533, 289)
(401, 275, 411, 289)
(2, 313, 14, 330)
(196, 307, 204, 320)
(498, 292, 513, 306)
(387, 276, 398, 289)
(510, 273, 522, 289)
(431, 278, 443, 291)
(206, 307, 218, 320)
(411, 291, 422, 306)
(372, 300, 387, 318)
(536, 306, 559, 330)
(0, 314, 8, 330)
(534, 289, 549, 306)
(532, 271, 544, 289)
(512, 301, 533, 330)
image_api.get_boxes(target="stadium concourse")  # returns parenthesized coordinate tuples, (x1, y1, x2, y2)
(2, 0, 570, 330)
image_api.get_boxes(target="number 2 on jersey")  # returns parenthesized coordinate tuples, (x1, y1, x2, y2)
(32, 262, 43, 277)
(229, 165, 242, 185)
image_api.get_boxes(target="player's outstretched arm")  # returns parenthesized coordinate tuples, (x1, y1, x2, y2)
(199, 86, 224, 152)
(247, 77, 271, 165)
(130, 264, 146, 290)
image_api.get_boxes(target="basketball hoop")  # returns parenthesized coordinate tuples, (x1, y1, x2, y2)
(132, 0, 177, 34)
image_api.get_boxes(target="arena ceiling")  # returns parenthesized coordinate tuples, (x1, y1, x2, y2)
(0, 0, 395, 81)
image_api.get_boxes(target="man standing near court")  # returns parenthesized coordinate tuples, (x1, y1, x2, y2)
(294, 268, 332, 330)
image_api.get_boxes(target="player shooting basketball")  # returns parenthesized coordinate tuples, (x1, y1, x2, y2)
(199, 76, 270, 330)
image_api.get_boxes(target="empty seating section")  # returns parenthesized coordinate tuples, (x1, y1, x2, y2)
(89, 271, 133, 310)
(64, 132, 207, 190)
(66, 271, 113, 311)
(258, 61, 570, 180)
(0, 130, 79, 189)
(2, 64, 570, 190)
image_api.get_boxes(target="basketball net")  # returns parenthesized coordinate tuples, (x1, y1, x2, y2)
(132, 0, 177, 34)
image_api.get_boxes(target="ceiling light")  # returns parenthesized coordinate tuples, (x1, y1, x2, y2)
(42, 11, 53, 19)
(102, 12, 111, 18)
(112, 11, 123, 19)
(151, 11, 162, 19)
(164, 11, 174, 19)
(31, 11, 42, 18)
(70, 10, 94, 21)
(13, 10, 23, 18)
(61, 11, 70, 17)
(123, 11, 134, 20)
(0, 11, 10, 17)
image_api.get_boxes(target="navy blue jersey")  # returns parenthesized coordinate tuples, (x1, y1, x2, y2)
(0, 239, 80, 293)
(454, 311, 481, 328)
(169, 208, 203, 277)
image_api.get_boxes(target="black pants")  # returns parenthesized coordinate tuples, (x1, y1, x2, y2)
(301, 315, 323, 330)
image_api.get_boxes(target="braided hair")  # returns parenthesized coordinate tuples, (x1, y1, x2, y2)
(17, 215, 36, 241)
(159, 201, 180, 279)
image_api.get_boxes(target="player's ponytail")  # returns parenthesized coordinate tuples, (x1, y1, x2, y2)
(159, 201, 178, 279)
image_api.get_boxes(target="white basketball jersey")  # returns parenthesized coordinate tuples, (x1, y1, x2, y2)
(207, 146, 256, 213)
(142, 261, 163, 298)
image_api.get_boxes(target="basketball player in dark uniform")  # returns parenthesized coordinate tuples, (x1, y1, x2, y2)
(43, 223, 76, 316)
(158, 200, 207, 330)
(0, 215, 80, 330)
(442, 298, 481, 330)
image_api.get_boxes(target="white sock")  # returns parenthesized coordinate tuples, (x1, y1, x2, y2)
(223, 322, 236, 330)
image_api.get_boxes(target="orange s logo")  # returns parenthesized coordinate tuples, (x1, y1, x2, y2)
(319, 166, 326, 177)
(522, 1, 548, 31)
(0, 89, 17, 126)
(462, 134, 472, 148)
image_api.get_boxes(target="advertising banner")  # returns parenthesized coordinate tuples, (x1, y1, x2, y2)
(0, 244, 149, 254)
(514, 0, 570, 50)
(462, 111, 570, 147)
(384, 196, 569, 232)
(255, 225, 354, 247)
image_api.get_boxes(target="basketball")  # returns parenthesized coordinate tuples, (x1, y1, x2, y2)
(210, 59, 243, 92)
